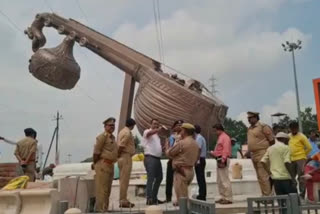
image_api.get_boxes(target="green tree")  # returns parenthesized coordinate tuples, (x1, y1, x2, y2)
(134, 135, 144, 153)
(277, 115, 294, 131)
(223, 117, 248, 144)
(301, 107, 318, 136)
(208, 117, 247, 153)
(275, 107, 318, 136)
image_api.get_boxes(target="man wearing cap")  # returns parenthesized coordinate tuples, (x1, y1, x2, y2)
(165, 120, 183, 203)
(93, 117, 118, 213)
(211, 124, 233, 204)
(14, 128, 38, 182)
(288, 121, 312, 199)
(117, 118, 136, 208)
(261, 132, 297, 196)
(194, 124, 207, 201)
(166, 123, 199, 206)
(247, 111, 274, 196)
(231, 138, 243, 159)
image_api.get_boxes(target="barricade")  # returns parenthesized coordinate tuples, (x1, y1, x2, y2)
(247, 193, 320, 214)
(179, 197, 215, 214)
(19, 189, 58, 214)
(0, 191, 21, 214)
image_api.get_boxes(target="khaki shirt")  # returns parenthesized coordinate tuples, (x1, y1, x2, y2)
(166, 136, 199, 168)
(14, 137, 37, 162)
(247, 122, 274, 153)
(94, 132, 118, 162)
(118, 127, 135, 156)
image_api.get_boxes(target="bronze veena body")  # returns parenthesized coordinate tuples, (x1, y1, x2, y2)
(25, 13, 228, 142)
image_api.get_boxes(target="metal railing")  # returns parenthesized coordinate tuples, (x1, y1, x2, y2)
(248, 193, 320, 214)
(247, 195, 292, 214)
(179, 197, 215, 214)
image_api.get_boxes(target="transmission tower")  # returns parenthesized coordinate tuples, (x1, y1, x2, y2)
(209, 74, 218, 95)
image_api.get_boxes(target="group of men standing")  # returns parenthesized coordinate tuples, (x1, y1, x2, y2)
(164, 120, 207, 204)
(247, 111, 320, 203)
(93, 117, 235, 212)
(93, 117, 137, 212)
(6, 110, 320, 212)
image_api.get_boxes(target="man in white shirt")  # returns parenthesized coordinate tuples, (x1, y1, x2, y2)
(143, 119, 164, 205)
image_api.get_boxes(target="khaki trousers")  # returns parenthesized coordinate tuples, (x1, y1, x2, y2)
(252, 150, 272, 196)
(118, 153, 132, 202)
(173, 168, 194, 201)
(23, 162, 36, 182)
(291, 159, 306, 197)
(94, 160, 114, 212)
(217, 159, 233, 201)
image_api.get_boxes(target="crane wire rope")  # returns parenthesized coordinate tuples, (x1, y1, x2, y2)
(152, 0, 163, 63)
(155, 0, 165, 66)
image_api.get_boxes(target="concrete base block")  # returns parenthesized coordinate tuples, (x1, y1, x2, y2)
(58, 177, 95, 213)
(0, 191, 21, 214)
(19, 189, 58, 214)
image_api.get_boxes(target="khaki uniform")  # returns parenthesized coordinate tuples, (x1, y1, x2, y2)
(248, 122, 274, 196)
(14, 137, 37, 181)
(166, 136, 199, 201)
(94, 132, 118, 212)
(117, 127, 135, 203)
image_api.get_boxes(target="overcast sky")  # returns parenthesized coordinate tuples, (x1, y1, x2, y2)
(0, 0, 319, 163)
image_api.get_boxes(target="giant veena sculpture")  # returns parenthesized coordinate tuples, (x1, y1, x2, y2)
(25, 13, 228, 142)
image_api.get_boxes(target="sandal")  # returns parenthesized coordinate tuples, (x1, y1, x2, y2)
(219, 199, 232, 205)
(215, 198, 224, 203)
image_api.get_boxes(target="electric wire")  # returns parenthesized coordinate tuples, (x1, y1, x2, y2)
(75, 0, 89, 23)
(0, 9, 23, 33)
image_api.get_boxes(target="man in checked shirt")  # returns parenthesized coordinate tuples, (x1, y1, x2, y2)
(211, 124, 233, 204)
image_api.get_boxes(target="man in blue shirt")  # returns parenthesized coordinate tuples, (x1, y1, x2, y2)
(165, 120, 183, 202)
(194, 125, 207, 201)
(308, 131, 319, 158)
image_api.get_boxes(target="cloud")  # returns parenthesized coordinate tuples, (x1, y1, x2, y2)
(113, 6, 311, 87)
(0, 0, 315, 163)
(237, 90, 315, 126)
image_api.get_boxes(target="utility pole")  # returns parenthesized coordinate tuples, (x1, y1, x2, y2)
(209, 74, 218, 95)
(282, 40, 303, 132)
(67, 154, 72, 163)
(53, 111, 63, 165)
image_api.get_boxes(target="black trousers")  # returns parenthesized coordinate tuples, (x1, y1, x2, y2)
(273, 179, 297, 214)
(166, 159, 174, 200)
(273, 179, 297, 195)
(195, 158, 207, 200)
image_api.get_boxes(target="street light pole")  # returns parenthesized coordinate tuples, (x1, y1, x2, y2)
(282, 40, 303, 132)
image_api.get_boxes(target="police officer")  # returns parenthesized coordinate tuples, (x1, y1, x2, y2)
(166, 123, 200, 206)
(165, 120, 183, 202)
(118, 118, 136, 208)
(93, 117, 118, 213)
(247, 112, 274, 196)
(14, 128, 38, 182)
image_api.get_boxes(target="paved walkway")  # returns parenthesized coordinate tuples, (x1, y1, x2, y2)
(101, 194, 255, 214)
